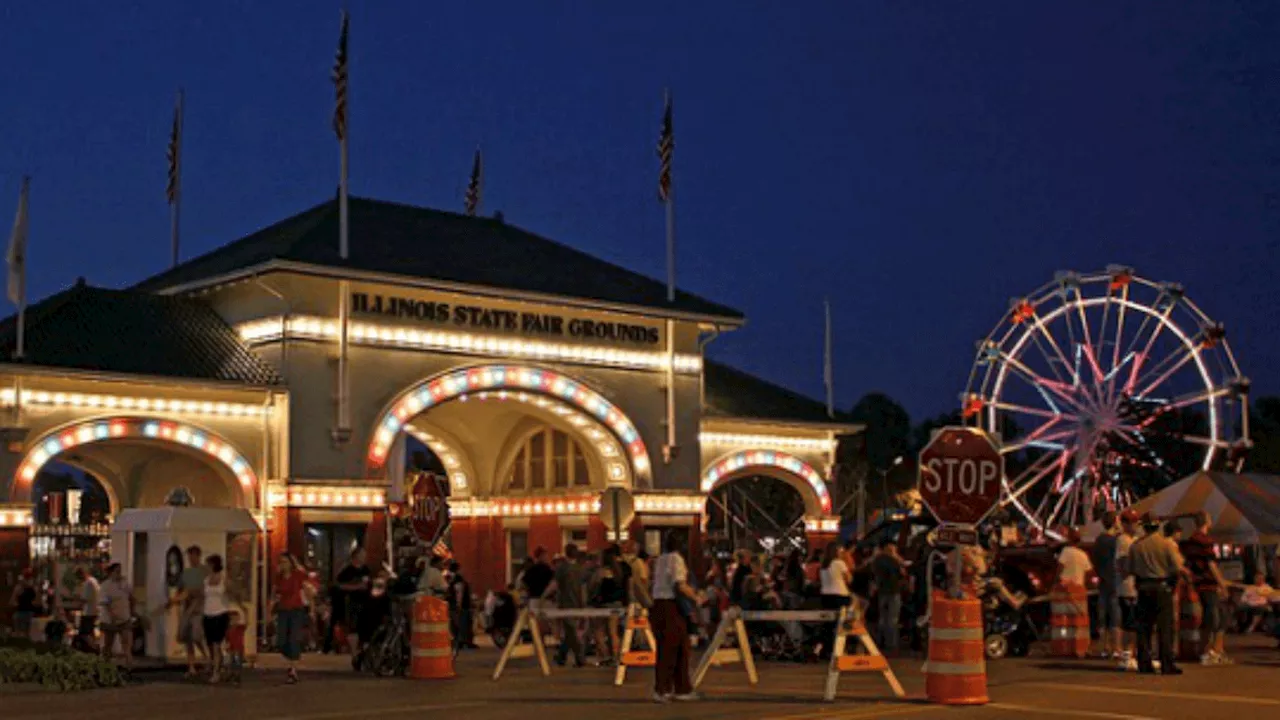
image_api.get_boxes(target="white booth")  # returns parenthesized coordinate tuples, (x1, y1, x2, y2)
(110, 507, 259, 663)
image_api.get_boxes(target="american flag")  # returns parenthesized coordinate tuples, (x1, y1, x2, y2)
(657, 92, 673, 203)
(464, 149, 482, 216)
(166, 93, 182, 205)
(331, 11, 349, 141)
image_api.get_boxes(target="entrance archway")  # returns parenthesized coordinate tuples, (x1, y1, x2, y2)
(10, 417, 258, 508)
(366, 364, 652, 488)
(700, 449, 832, 516)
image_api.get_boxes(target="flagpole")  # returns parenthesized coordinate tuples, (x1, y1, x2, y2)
(335, 10, 351, 443)
(662, 89, 678, 463)
(8, 176, 30, 361)
(824, 297, 834, 419)
(170, 90, 184, 268)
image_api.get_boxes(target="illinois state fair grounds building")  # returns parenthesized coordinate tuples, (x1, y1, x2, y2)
(0, 196, 860, 600)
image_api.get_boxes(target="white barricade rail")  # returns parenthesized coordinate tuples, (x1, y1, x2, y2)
(692, 606, 905, 702)
(492, 604, 651, 681)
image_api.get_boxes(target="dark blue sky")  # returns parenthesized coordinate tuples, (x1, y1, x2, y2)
(3, 1, 1277, 420)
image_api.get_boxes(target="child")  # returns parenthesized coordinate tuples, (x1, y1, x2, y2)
(225, 608, 248, 685)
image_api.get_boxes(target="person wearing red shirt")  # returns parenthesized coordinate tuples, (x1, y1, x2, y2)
(272, 554, 313, 684)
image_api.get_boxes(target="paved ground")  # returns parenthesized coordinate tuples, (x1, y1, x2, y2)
(5, 637, 1280, 719)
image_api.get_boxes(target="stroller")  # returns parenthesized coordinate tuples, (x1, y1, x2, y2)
(483, 589, 518, 649)
(744, 589, 812, 662)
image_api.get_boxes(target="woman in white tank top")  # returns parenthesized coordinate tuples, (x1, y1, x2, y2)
(202, 554, 233, 682)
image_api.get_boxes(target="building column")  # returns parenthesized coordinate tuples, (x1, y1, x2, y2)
(0, 524, 31, 629)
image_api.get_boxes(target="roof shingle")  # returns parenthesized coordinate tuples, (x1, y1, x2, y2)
(134, 196, 744, 321)
(703, 360, 854, 425)
(0, 282, 282, 386)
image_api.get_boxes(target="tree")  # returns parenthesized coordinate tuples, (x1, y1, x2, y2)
(1249, 396, 1280, 473)
(849, 392, 913, 471)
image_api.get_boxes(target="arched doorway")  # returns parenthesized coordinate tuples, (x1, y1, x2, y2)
(366, 364, 651, 488)
(700, 450, 838, 554)
(10, 417, 258, 509)
(365, 364, 654, 592)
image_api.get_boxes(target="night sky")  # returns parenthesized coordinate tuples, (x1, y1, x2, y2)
(3, 2, 1277, 420)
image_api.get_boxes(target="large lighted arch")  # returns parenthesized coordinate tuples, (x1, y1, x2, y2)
(700, 449, 832, 515)
(367, 364, 651, 483)
(10, 417, 258, 507)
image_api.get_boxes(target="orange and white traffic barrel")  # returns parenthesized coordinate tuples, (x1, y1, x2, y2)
(1176, 581, 1202, 662)
(1049, 582, 1089, 658)
(410, 595, 455, 680)
(924, 590, 987, 706)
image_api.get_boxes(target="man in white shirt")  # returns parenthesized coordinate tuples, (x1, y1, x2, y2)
(650, 533, 701, 704)
(74, 568, 101, 645)
(1058, 531, 1093, 587)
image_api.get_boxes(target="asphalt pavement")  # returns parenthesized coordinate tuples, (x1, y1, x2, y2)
(4, 636, 1279, 719)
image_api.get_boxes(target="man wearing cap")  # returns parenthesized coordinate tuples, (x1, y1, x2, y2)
(1115, 510, 1141, 668)
(1126, 513, 1187, 674)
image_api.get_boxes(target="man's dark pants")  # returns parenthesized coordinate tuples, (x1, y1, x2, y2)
(1135, 579, 1176, 672)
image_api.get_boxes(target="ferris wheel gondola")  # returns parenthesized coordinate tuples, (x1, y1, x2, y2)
(962, 267, 1250, 531)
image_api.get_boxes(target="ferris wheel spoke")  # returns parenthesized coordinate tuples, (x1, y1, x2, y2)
(1003, 428, 1076, 454)
(1106, 283, 1131, 402)
(990, 400, 1076, 422)
(1176, 434, 1233, 450)
(1125, 304, 1176, 395)
(1132, 386, 1228, 423)
(997, 349, 1090, 412)
(1135, 342, 1200, 399)
(1028, 314, 1077, 386)
(1027, 329, 1072, 386)
(1005, 451, 1069, 503)
(1045, 485, 1075, 529)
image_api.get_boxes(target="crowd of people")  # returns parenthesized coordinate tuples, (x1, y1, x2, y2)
(11, 513, 1277, 697)
(1087, 508, 1279, 674)
(3, 545, 249, 683)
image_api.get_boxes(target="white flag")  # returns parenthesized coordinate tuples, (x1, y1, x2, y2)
(6, 177, 29, 307)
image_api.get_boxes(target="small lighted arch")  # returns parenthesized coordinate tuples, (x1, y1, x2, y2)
(700, 449, 832, 514)
(12, 418, 257, 503)
(403, 426, 473, 496)
(368, 365, 651, 483)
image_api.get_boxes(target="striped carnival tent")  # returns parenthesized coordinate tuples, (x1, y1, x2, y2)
(1091, 472, 1280, 545)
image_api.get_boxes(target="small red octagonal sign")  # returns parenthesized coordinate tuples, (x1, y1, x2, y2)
(917, 427, 1004, 526)
(410, 472, 450, 545)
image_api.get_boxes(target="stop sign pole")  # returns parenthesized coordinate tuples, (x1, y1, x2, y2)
(917, 426, 1004, 532)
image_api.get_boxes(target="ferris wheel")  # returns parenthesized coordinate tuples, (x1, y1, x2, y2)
(962, 267, 1250, 531)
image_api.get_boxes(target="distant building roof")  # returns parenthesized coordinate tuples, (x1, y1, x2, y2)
(703, 360, 856, 427)
(134, 196, 744, 322)
(0, 281, 282, 386)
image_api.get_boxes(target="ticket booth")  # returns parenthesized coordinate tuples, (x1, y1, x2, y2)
(110, 507, 259, 663)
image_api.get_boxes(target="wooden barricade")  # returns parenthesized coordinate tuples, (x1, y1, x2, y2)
(492, 604, 640, 681)
(692, 606, 904, 702)
(614, 605, 658, 685)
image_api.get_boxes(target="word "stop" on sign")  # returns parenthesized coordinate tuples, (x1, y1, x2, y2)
(921, 457, 1000, 496)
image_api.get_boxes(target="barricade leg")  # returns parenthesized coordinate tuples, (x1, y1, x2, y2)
(692, 609, 740, 689)
(733, 615, 758, 684)
(615, 604, 656, 686)
(492, 609, 551, 680)
(825, 606, 905, 702)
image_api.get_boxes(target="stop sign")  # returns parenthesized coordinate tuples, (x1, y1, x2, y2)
(917, 426, 1004, 526)
(410, 472, 450, 545)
